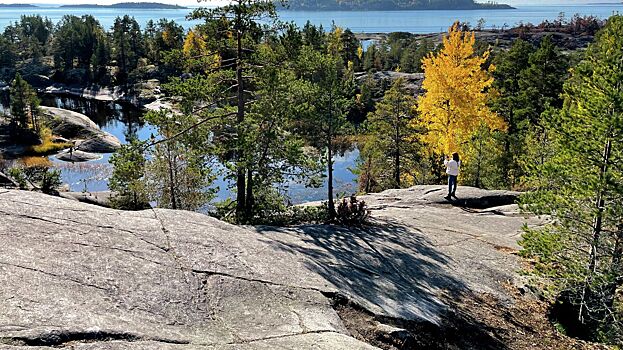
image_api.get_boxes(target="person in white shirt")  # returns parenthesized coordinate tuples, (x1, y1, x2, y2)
(444, 152, 461, 200)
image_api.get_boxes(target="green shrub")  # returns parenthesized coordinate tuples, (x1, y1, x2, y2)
(8, 165, 62, 194)
(212, 196, 328, 226)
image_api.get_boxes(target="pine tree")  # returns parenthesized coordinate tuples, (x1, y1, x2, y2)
(183, 0, 282, 221)
(109, 140, 149, 210)
(144, 110, 216, 211)
(296, 45, 354, 220)
(490, 39, 535, 187)
(520, 15, 623, 344)
(112, 15, 143, 82)
(9, 73, 39, 132)
(358, 77, 421, 191)
(416, 22, 505, 159)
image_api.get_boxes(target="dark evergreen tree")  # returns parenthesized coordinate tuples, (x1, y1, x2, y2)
(520, 16, 623, 344)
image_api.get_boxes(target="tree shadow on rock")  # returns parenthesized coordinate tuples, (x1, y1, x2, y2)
(256, 217, 510, 349)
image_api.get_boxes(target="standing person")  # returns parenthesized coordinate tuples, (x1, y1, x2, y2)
(444, 152, 460, 200)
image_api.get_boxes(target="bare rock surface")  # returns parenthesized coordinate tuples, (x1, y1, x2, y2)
(75, 133, 122, 153)
(55, 150, 102, 162)
(0, 186, 534, 349)
(0, 190, 375, 349)
(58, 191, 113, 207)
(40, 107, 121, 154)
(40, 106, 99, 137)
(257, 186, 531, 325)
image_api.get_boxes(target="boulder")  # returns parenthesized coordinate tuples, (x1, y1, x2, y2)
(75, 132, 121, 153)
(56, 150, 102, 162)
(40, 106, 122, 155)
(40, 106, 99, 139)
(59, 191, 113, 208)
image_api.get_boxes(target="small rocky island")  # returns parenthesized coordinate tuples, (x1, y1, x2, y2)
(60, 2, 188, 9)
(0, 3, 38, 7)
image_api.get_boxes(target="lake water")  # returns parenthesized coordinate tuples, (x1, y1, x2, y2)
(0, 94, 358, 204)
(1, 4, 622, 33)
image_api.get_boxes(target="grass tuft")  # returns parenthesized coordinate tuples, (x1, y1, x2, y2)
(28, 127, 71, 156)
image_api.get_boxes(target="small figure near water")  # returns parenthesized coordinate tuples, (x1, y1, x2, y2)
(444, 152, 461, 201)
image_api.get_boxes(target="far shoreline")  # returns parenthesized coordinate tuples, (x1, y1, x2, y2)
(0, 3, 517, 11)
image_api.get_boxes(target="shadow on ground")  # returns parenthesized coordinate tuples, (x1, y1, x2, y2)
(256, 217, 510, 349)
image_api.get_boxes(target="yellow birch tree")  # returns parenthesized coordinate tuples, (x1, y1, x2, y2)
(416, 22, 505, 156)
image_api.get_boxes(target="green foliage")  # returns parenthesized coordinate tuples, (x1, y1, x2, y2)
(112, 15, 145, 82)
(144, 110, 216, 211)
(491, 36, 569, 189)
(517, 36, 569, 126)
(8, 165, 61, 194)
(461, 126, 505, 189)
(362, 35, 434, 73)
(109, 140, 149, 210)
(302, 21, 325, 51)
(491, 39, 535, 187)
(0, 35, 17, 79)
(144, 19, 184, 65)
(520, 16, 623, 344)
(295, 44, 355, 220)
(3, 15, 52, 63)
(9, 72, 40, 132)
(357, 77, 422, 192)
(51, 15, 105, 72)
(213, 196, 329, 226)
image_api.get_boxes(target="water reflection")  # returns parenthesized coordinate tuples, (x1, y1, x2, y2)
(40, 94, 151, 142)
(2, 93, 358, 204)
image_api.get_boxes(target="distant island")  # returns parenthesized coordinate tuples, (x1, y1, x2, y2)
(284, 0, 513, 10)
(0, 3, 38, 7)
(60, 2, 188, 9)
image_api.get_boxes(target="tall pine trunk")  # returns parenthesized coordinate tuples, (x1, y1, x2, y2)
(235, 9, 247, 221)
(327, 92, 335, 221)
(394, 112, 401, 188)
(166, 140, 177, 210)
(580, 136, 612, 322)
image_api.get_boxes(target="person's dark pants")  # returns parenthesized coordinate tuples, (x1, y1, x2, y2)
(448, 175, 457, 197)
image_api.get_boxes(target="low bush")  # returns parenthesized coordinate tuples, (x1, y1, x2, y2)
(8, 165, 62, 194)
(335, 195, 370, 226)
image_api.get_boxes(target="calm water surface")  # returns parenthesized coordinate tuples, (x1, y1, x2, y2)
(1, 94, 357, 203)
(0, 5, 622, 32)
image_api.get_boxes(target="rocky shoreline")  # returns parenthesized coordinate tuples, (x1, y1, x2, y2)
(42, 79, 164, 109)
(356, 26, 598, 51)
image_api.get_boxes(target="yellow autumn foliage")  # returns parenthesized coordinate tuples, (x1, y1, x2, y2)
(182, 30, 220, 72)
(415, 22, 505, 156)
(183, 30, 206, 57)
(327, 27, 344, 56)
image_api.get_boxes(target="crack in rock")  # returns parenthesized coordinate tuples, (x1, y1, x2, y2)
(0, 261, 108, 292)
(0, 329, 189, 347)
